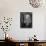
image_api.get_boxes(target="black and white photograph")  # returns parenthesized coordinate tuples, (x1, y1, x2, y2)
(20, 12, 32, 28)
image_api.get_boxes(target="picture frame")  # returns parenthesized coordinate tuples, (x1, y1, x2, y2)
(20, 12, 32, 28)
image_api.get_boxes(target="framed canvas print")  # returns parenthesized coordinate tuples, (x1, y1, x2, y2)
(20, 12, 32, 28)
